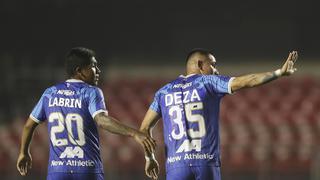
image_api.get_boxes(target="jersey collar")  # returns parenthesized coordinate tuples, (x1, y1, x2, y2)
(66, 79, 85, 83)
(179, 74, 197, 78)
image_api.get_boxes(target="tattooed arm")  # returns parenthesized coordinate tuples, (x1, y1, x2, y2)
(231, 51, 298, 92)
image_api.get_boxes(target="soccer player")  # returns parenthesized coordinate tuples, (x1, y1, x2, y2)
(140, 49, 298, 180)
(16, 47, 156, 180)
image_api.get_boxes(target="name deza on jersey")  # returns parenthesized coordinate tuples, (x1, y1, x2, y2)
(165, 83, 201, 106)
(48, 90, 82, 108)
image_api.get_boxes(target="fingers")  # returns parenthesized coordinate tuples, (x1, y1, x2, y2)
(150, 169, 158, 180)
(147, 167, 158, 180)
(17, 162, 26, 176)
(27, 160, 32, 170)
(152, 168, 159, 179)
(142, 141, 153, 154)
(288, 51, 298, 64)
(17, 164, 23, 175)
(287, 51, 293, 61)
(288, 60, 294, 70)
(143, 137, 156, 154)
(287, 51, 298, 74)
(146, 168, 152, 178)
(23, 163, 28, 175)
(29, 160, 32, 169)
(282, 52, 292, 71)
(282, 51, 298, 76)
(17, 159, 32, 176)
(17, 161, 24, 175)
(291, 51, 298, 63)
(155, 164, 160, 174)
(145, 160, 160, 179)
(146, 168, 157, 179)
(146, 137, 156, 152)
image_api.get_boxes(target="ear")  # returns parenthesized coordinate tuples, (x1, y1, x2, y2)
(75, 67, 81, 75)
(197, 60, 204, 71)
(75, 67, 85, 78)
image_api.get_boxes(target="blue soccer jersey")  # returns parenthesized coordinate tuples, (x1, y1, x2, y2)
(30, 79, 107, 174)
(150, 74, 233, 170)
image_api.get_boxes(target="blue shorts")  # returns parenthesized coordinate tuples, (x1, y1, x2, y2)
(47, 172, 104, 180)
(166, 166, 221, 180)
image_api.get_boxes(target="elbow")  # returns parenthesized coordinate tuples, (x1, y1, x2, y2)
(24, 123, 33, 130)
(245, 83, 255, 88)
(140, 125, 152, 135)
(139, 124, 147, 132)
(95, 118, 104, 128)
(23, 119, 38, 131)
(243, 79, 258, 89)
(140, 127, 149, 134)
(95, 119, 103, 128)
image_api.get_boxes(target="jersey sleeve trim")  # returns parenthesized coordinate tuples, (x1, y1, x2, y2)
(92, 109, 108, 119)
(29, 114, 42, 124)
(228, 77, 235, 94)
(149, 104, 160, 114)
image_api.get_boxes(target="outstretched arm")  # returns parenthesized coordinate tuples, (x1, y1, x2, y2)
(17, 118, 39, 176)
(94, 112, 156, 154)
(231, 51, 298, 92)
(140, 109, 161, 180)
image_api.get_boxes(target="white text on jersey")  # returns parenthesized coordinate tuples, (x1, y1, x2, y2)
(57, 90, 75, 96)
(165, 89, 201, 106)
(173, 82, 192, 89)
(49, 97, 82, 108)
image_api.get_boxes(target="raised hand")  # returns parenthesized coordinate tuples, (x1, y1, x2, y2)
(17, 153, 32, 176)
(280, 51, 298, 76)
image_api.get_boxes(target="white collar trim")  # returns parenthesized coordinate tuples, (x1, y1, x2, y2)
(179, 74, 196, 78)
(66, 79, 85, 83)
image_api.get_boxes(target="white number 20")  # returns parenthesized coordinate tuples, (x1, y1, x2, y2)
(48, 112, 85, 146)
(169, 102, 206, 140)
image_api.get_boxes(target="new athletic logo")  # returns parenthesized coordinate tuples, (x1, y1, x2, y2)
(60, 146, 84, 158)
(176, 139, 201, 153)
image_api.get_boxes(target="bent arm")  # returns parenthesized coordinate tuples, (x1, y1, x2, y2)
(231, 51, 298, 92)
(140, 109, 161, 179)
(19, 118, 39, 155)
(140, 109, 161, 136)
(140, 109, 161, 158)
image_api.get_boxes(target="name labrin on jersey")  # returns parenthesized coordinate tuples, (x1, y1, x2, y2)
(48, 97, 81, 108)
(165, 89, 201, 106)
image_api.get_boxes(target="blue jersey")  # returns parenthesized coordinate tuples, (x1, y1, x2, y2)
(30, 79, 107, 174)
(150, 74, 233, 170)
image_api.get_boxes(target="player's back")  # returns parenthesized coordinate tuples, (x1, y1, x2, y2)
(30, 79, 106, 174)
(150, 74, 232, 170)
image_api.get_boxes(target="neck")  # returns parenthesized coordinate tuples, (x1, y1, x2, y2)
(70, 75, 83, 81)
(186, 69, 200, 76)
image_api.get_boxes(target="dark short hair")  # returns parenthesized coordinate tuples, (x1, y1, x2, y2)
(65, 47, 96, 77)
(186, 48, 212, 63)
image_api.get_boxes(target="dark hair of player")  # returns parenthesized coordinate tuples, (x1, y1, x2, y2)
(65, 47, 96, 77)
(186, 48, 213, 63)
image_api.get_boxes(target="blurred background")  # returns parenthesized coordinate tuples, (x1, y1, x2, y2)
(1, 0, 320, 179)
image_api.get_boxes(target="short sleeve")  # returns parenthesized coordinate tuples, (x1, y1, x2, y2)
(149, 91, 161, 115)
(30, 88, 50, 123)
(204, 75, 234, 95)
(88, 87, 108, 119)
